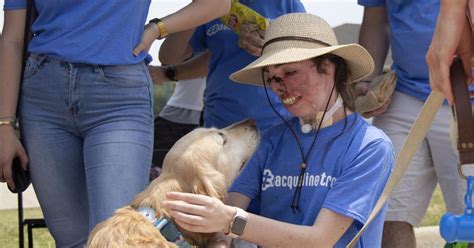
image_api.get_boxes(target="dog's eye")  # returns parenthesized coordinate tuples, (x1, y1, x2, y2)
(218, 132, 227, 145)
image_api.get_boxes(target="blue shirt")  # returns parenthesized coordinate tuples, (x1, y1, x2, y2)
(358, 0, 474, 101)
(230, 114, 394, 247)
(4, 0, 151, 65)
(189, 0, 306, 132)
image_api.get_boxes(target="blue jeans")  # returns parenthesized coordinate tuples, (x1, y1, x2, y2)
(18, 54, 154, 247)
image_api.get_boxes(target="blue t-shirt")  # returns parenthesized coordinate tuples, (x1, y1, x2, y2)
(189, 0, 306, 132)
(230, 114, 394, 247)
(4, 0, 151, 65)
(358, 0, 474, 101)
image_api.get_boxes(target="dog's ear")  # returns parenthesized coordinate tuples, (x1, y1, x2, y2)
(191, 161, 227, 201)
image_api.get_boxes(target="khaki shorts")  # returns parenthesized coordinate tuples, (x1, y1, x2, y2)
(372, 91, 466, 227)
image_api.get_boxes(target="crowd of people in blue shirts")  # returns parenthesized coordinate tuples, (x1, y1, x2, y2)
(0, 0, 472, 247)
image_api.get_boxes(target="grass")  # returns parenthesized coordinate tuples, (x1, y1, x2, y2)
(0, 208, 54, 248)
(420, 185, 446, 226)
(153, 82, 175, 116)
(0, 186, 447, 247)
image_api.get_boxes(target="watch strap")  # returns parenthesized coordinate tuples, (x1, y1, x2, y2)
(164, 65, 177, 82)
(227, 207, 248, 238)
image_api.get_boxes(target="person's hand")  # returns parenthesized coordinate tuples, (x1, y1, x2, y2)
(426, 1, 472, 105)
(238, 22, 265, 57)
(133, 23, 161, 57)
(0, 126, 29, 190)
(163, 192, 236, 234)
(362, 98, 391, 118)
(148, 66, 167, 85)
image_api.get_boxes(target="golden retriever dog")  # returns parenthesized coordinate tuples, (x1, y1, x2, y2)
(87, 120, 259, 248)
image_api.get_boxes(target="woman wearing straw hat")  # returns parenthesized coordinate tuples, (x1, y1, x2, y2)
(162, 13, 394, 247)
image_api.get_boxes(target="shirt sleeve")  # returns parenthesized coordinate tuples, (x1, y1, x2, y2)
(322, 137, 394, 226)
(228, 140, 270, 200)
(292, 0, 307, 13)
(189, 25, 208, 53)
(4, 0, 27, 10)
(358, 0, 385, 7)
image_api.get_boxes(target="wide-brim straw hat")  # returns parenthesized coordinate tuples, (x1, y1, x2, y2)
(230, 13, 375, 86)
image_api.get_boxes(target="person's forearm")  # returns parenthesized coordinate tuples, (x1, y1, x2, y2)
(222, 193, 331, 248)
(441, 0, 468, 10)
(358, 6, 390, 79)
(0, 11, 26, 119)
(161, 0, 230, 35)
(239, 213, 330, 248)
(436, 0, 467, 42)
(174, 51, 210, 80)
(159, 29, 195, 64)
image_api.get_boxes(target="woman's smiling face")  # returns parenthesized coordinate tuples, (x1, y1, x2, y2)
(264, 59, 336, 118)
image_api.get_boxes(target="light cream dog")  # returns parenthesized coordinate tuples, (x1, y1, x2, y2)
(87, 120, 259, 248)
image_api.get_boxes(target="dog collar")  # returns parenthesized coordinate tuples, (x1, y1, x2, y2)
(137, 207, 192, 247)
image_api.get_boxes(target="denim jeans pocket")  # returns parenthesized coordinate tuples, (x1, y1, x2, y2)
(98, 63, 149, 88)
(23, 54, 47, 80)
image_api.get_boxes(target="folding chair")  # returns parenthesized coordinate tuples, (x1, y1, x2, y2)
(17, 192, 47, 248)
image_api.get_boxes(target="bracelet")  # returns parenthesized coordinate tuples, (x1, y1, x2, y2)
(149, 18, 168, 39)
(0, 120, 18, 129)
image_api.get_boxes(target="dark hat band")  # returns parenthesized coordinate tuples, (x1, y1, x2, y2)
(261, 36, 331, 53)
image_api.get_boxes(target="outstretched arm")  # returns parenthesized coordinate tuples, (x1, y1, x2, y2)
(163, 192, 352, 248)
(133, 0, 230, 56)
(426, 0, 472, 105)
(148, 51, 210, 85)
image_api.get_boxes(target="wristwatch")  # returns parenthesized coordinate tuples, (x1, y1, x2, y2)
(149, 18, 168, 39)
(227, 207, 248, 237)
(164, 65, 177, 81)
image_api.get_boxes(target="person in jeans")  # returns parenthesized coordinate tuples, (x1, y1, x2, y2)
(0, 1, 229, 247)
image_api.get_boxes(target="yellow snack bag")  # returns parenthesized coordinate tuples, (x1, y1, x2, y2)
(220, 0, 269, 34)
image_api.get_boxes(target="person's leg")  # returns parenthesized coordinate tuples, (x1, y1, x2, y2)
(19, 55, 89, 247)
(381, 221, 416, 248)
(77, 63, 154, 228)
(372, 92, 438, 248)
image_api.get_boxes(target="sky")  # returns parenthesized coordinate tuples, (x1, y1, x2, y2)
(0, 0, 364, 65)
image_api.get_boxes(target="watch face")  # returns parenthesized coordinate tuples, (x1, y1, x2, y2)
(231, 216, 247, 235)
